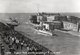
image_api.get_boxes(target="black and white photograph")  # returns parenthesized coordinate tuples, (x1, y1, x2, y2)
(0, 0, 80, 55)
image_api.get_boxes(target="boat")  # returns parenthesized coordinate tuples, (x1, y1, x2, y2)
(38, 30, 52, 36)
(34, 27, 52, 36)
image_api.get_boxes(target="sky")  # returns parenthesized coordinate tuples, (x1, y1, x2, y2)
(0, 0, 80, 13)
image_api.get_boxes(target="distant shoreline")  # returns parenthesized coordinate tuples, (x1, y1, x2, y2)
(0, 13, 80, 18)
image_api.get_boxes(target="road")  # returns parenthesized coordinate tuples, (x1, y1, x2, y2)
(15, 23, 80, 55)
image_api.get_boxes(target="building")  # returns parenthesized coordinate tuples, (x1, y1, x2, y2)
(37, 15, 47, 22)
(43, 22, 49, 30)
(47, 16, 55, 22)
(61, 16, 80, 32)
(63, 21, 78, 31)
(37, 12, 60, 22)
(42, 21, 63, 31)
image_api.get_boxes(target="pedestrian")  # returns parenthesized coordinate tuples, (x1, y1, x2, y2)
(11, 37, 15, 45)
(5, 37, 10, 44)
(0, 42, 2, 46)
(27, 46, 30, 51)
(15, 39, 19, 49)
(1, 46, 5, 55)
(20, 42, 23, 50)
(9, 37, 13, 45)
(77, 22, 80, 32)
(9, 47, 15, 55)
(1, 44, 4, 48)
(20, 41, 24, 50)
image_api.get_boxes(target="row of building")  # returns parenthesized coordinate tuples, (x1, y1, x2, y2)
(30, 12, 80, 32)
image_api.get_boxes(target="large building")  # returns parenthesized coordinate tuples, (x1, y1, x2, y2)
(56, 15, 80, 32)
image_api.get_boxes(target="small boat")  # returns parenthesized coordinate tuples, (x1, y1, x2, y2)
(35, 29, 52, 36)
